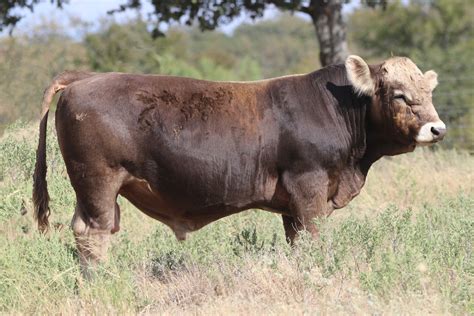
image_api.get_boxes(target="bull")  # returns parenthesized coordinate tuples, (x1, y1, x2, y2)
(33, 55, 446, 273)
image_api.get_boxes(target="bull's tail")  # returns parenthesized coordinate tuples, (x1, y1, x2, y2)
(33, 71, 95, 232)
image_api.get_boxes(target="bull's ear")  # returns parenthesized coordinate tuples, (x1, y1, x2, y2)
(424, 70, 438, 90)
(345, 55, 375, 96)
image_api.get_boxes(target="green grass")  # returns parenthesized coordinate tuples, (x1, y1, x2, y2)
(0, 122, 473, 314)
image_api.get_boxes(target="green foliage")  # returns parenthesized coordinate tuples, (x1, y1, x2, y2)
(0, 23, 89, 131)
(0, 231, 79, 312)
(232, 226, 278, 256)
(84, 20, 161, 74)
(0, 122, 74, 223)
(231, 15, 320, 76)
(165, 14, 320, 78)
(84, 16, 317, 80)
(293, 198, 473, 311)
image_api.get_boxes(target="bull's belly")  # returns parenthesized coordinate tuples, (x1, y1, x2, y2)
(119, 176, 281, 239)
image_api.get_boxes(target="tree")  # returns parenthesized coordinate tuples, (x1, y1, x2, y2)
(83, 19, 264, 80)
(113, 0, 353, 67)
(0, 0, 66, 32)
(0, 0, 355, 67)
(83, 20, 162, 73)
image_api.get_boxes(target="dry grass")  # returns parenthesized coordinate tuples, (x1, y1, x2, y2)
(0, 122, 473, 315)
(351, 149, 474, 213)
(128, 255, 452, 315)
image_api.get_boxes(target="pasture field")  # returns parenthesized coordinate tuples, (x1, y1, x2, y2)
(0, 121, 473, 314)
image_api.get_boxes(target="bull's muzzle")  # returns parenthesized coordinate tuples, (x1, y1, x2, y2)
(416, 121, 447, 144)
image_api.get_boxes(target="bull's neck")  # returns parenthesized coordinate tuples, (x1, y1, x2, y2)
(287, 65, 413, 178)
(305, 65, 403, 177)
(306, 66, 371, 165)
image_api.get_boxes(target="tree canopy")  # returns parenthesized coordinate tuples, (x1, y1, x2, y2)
(1, 0, 355, 66)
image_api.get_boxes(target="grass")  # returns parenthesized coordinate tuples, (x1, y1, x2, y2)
(0, 121, 473, 314)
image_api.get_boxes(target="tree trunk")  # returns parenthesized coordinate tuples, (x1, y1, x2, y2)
(309, 0, 349, 67)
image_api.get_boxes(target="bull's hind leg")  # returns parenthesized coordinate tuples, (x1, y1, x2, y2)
(69, 167, 127, 277)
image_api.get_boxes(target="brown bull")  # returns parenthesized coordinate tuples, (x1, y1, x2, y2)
(33, 55, 446, 273)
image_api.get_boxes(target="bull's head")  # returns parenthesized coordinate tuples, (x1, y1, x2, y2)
(345, 55, 446, 148)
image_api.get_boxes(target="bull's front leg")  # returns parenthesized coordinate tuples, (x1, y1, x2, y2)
(281, 170, 329, 244)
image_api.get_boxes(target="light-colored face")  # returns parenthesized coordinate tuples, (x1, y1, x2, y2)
(346, 55, 446, 145)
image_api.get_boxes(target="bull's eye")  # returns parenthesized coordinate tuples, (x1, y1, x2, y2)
(394, 94, 407, 103)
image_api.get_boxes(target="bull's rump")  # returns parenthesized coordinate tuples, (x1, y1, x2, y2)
(55, 73, 281, 218)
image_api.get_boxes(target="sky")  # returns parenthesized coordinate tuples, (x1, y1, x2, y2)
(5, 0, 361, 38)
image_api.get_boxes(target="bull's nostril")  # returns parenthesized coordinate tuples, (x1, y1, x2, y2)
(431, 126, 440, 136)
(430, 126, 447, 140)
